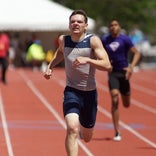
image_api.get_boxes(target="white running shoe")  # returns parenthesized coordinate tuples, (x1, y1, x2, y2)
(113, 133, 122, 141)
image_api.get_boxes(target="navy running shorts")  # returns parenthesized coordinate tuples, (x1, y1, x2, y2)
(63, 86, 98, 128)
(108, 71, 130, 96)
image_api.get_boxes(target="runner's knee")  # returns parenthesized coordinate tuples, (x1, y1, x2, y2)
(111, 93, 119, 111)
(67, 126, 79, 138)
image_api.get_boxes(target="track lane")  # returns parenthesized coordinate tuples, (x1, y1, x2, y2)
(37, 67, 156, 155)
(0, 69, 66, 156)
(0, 67, 155, 156)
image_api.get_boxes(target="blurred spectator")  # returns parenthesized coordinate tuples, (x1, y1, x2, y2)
(99, 26, 109, 37)
(9, 33, 23, 68)
(26, 39, 45, 71)
(0, 32, 10, 84)
(129, 26, 144, 46)
(45, 49, 54, 64)
(129, 26, 151, 67)
(40, 49, 55, 72)
(25, 33, 38, 52)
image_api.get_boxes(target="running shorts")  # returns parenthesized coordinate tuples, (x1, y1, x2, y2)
(108, 71, 130, 96)
(63, 86, 97, 128)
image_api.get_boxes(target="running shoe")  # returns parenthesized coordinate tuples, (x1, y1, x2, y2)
(113, 133, 122, 141)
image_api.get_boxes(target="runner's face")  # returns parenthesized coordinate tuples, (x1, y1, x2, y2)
(69, 14, 88, 34)
(109, 20, 120, 36)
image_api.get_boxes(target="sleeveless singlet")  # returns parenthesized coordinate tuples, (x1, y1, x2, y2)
(64, 34, 96, 91)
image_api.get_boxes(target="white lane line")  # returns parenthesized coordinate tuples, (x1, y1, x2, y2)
(0, 90, 14, 156)
(132, 83, 156, 97)
(98, 106, 156, 149)
(52, 75, 156, 149)
(19, 70, 94, 156)
(97, 81, 156, 115)
(132, 99, 156, 114)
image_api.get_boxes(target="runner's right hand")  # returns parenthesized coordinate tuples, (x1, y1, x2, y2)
(44, 68, 52, 80)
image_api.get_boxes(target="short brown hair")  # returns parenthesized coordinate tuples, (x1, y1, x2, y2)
(69, 9, 88, 23)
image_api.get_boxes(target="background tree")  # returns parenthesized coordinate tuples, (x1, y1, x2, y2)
(52, 0, 156, 44)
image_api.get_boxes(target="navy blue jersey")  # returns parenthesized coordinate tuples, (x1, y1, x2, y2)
(101, 34, 134, 71)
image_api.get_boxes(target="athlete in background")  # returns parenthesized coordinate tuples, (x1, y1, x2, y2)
(101, 19, 140, 141)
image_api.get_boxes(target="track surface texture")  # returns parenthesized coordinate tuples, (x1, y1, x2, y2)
(0, 67, 156, 156)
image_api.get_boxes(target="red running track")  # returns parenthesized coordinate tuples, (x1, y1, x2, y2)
(0, 67, 156, 156)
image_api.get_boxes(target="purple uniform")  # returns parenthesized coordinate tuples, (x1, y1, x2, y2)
(101, 34, 134, 71)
